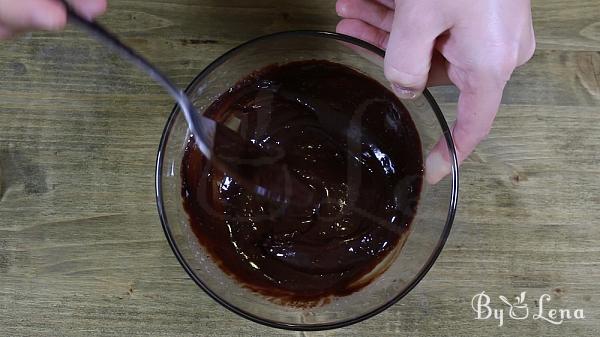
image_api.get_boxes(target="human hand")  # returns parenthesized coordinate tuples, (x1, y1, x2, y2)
(336, 0, 535, 183)
(0, 0, 106, 39)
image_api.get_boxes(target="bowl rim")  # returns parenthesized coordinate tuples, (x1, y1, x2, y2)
(155, 30, 459, 331)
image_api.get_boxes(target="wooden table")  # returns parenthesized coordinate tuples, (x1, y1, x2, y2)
(0, 0, 598, 336)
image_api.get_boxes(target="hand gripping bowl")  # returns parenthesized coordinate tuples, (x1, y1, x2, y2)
(155, 31, 458, 331)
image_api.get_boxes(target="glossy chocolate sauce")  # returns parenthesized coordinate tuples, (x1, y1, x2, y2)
(181, 60, 423, 306)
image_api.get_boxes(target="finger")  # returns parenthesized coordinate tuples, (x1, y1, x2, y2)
(514, 4, 535, 66)
(336, 19, 451, 87)
(336, 18, 389, 50)
(373, 0, 395, 10)
(336, 0, 393, 32)
(425, 67, 505, 184)
(384, 3, 449, 99)
(0, 0, 66, 31)
(67, 0, 107, 20)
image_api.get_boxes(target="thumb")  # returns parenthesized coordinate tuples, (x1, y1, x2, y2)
(384, 5, 445, 99)
(0, 0, 66, 31)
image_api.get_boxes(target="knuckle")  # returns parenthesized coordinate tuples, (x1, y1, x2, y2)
(335, 0, 352, 17)
(519, 39, 536, 66)
(384, 63, 427, 88)
(469, 46, 519, 86)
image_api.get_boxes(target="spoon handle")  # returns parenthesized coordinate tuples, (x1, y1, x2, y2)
(60, 1, 315, 206)
(60, 1, 181, 99)
(60, 0, 217, 157)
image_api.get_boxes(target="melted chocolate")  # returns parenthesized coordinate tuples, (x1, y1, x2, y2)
(181, 60, 423, 306)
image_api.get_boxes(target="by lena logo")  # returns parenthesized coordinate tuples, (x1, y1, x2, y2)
(471, 291, 585, 327)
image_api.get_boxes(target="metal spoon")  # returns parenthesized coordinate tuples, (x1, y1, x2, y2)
(61, 1, 216, 159)
(61, 1, 313, 205)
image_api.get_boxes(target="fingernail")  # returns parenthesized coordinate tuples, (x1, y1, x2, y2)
(425, 152, 451, 185)
(392, 84, 417, 99)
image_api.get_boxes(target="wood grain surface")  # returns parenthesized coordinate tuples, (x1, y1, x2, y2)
(0, 0, 599, 336)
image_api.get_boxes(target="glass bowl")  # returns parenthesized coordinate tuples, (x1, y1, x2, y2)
(155, 30, 458, 330)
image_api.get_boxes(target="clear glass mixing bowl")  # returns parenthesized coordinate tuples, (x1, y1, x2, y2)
(156, 30, 458, 330)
